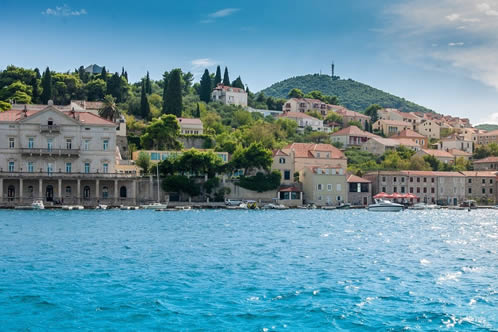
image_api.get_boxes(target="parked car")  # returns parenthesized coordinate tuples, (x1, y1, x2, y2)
(225, 199, 242, 206)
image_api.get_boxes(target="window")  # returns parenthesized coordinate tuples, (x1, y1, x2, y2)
(382, 187, 386, 192)
(431, 178, 435, 183)
(120, 186, 127, 198)
(47, 163, 53, 174)
(27, 162, 34, 173)
(423, 177, 427, 183)
(84, 162, 90, 174)
(401, 177, 405, 183)
(9, 138, 15, 149)
(423, 187, 427, 193)
(103, 163, 109, 173)
(337, 196, 342, 201)
(336, 184, 342, 192)
(468, 178, 472, 184)
(491, 188, 494, 194)
(66, 139, 72, 149)
(8, 161, 15, 172)
(490, 179, 493, 184)
(103, 139, 109, 151)
(417, 187, 420, 193)
(318, 195, 322, 201)
(84, 140, 90, 151)
(410, 187, 413, 193)
(393, 177, 397, 182)
(401, 187, 405, 193)
(66, 162, 72, 173)
(393, 186, 397, 193)
(28, 138, 34, 149)
(482, 179, 486, 184)
(65, 186, 72, 197)
(151, 152, 160, 161)
(284, 170, 290, 181)
(431, 188, 435, 194)
(410, 177, 413, 182)
(317, 184, 323, 191)
(417, 177, 420, 183)
(102, 186, 109, 199)
(382, 177, 386, 182)
(279, 158, 286, 164)
(482, 188, 486, 194)
(47, 139, 53, 151)
(327, 184, 332, 191)
(83, 186, 90, 199)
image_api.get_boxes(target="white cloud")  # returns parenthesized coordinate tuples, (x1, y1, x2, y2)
(209, 8, 240, 18)
(42, 4, 87, 16)
(383, 0, 498, 90)
(476, 112, 498, 125)
(191, 58, 216, 68)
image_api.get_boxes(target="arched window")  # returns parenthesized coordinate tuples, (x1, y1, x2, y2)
(83, 186, 90, 199)
(65, 186, 72, 197)
(102, 186, 109, 199)
(46, 185, 54, 201)
(120, 186, 127, 198)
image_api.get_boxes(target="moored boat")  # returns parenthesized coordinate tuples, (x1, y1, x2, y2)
(368, 199, 404, 212)
(31, 200, 45, 210)
(141, 202, 168, 210)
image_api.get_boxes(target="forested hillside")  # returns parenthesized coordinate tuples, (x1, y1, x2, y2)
(261, 74, 432, 113)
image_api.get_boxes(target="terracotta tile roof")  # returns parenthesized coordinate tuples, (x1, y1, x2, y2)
(283, 143, 345, 159)
(280, 112, 319, 120)
(459, 171, 498, 177)
(402, 170, 464, 177)
(335, 108, 370, 119)
(395, 129, 425, 139)
(288, 97, 324, 104)
(473, 156, 498, 163)
(272, 149, 289, 157)
(448, 149, 472, 156)
(178, 117, 202, 125)
(213, 84, 246, 93)
(347, 174, 371, 183)
(331, 125, 377, 137)
(369, 137, 400, 146)
(376, 119, 412, 126)
(478, 129, 498, 136)
(65, 111, 116, 125)
(419, 149, 454, 158)
(393, 138, 420, 147)
(279, 186, 302, 192)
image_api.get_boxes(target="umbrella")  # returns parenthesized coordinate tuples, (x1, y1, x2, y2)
(391, 193, 403, 199)
(405, 193, 418, 199)
(374, 192, 392, 199)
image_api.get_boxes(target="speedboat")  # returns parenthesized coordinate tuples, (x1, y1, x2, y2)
(141, 202, 168, 210)
(31, 200, 45, 210)
(336, 203, 351, 210)
(409, 203, 441, 210)
(368, 199, 404, 212)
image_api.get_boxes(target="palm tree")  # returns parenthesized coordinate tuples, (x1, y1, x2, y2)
(98, 95, 120, 122)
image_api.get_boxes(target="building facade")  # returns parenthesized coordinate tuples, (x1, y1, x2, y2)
(372, 120, 413, 136)
(178, 118, 203, 135)
(300, 165, 347, 206)
(279, 112, 328, 132)
(0, 103, 138, 206)
(331, 126, 377, 148)
(347, 174, 371, 206)
(211, 84, 248, 107)
(473, 157, 498, 171)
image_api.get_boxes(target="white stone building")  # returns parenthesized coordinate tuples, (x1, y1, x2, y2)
(0, 103, 138, 206)
(211, 84, 248, 107)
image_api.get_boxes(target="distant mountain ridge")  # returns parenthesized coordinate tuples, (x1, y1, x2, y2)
(260, 74, 433, 114)
(475, 124, 498, 131)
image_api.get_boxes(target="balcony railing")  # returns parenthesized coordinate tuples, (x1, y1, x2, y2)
(20, 148, 80, 157)
(0, 170, 138, 179)
(40, 125, 60, 133)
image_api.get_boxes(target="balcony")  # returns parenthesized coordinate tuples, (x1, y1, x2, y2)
(40, 125, 60, 133)
(0, 170, 138, 180)
(20, 148, 80, 157)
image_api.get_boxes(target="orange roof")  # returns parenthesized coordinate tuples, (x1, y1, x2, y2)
(474, 156, 498, 163)
(478, 129, 498, 136)
(283, 143, 345, 159)
(178, 117, 202, 125)
(393, 138, 420, 147)
(376, 119, 411, 126)
(347, 174, 371, 183)
(279, 186, 302, 192)
(335, 108, 370, 119)
(448, 149, 472, 156)
(459, 171, 498, 177)
(213, 84, 246, 93)
(418, 149, 454, 158)
(272, 149, 289, 157)
(288, 97, 325, 104)
(395, 129, 425, 139)
(331, 125, 377, 137)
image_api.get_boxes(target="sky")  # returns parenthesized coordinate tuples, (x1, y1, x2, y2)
(2, 0, 498, 124)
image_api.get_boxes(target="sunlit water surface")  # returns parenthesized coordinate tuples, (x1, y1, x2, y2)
(1, 209, 498, 330)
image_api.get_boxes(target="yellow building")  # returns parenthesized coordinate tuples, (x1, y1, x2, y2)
(300, 165, 347, 206)
(372, 120, 413, 136)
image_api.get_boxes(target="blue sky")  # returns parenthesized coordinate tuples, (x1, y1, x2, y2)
(2, 0, 498, 124)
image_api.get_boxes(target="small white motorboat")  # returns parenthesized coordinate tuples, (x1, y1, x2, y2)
(141, 202, 168, 210)
(31, 200, 45, 210)
(96, 204, 108, 210)
(368, 199, 404, 212)
(62, 205, 84, 210)
(409, 203, 441, 210)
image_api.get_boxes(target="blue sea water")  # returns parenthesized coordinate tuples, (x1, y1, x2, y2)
(0, 209, 498, 331)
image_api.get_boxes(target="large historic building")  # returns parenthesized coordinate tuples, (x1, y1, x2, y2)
(0, 102, 139, 206)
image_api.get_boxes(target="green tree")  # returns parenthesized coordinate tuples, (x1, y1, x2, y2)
(164, 68, 182, 117)
(199, 69, 212, 103)
(409, 156, 431, 171)
(324, 112, 343, 124)
(0, 100, 11, 111)
(288, 88, 304, 98)
(106, 72, 124, 102)
(145, 71, 152, 94)
(40, 67, 52, 104)
(364, 104, 381, 123)
(140, 80, 150, 119)
(161, 71, 169, 114)
(423, 154, 441, 171)
(214, 65, 222, 86)
(140, 114, 182, 150)
(230, 142, 273, 175)
(136, 151, 151, 174)
(100, 66, 107, 83)
(162, 175, 200, 197)
(223, 67, 230, 86)
(305, 110, 323, 120)
(194, 103, 201, 118)
(86, 79, 107, 101)
(174, 149, 223, 178)
(98, 95, 120, 122)
(231, 76, 244, 89)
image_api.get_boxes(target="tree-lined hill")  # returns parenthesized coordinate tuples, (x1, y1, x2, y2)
(260, 74, 433, 113)
(475, 124, 498, 131)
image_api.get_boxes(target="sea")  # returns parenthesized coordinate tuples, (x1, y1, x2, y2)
(0, 209, 497, 331)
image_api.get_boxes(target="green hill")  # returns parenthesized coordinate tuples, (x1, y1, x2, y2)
(260, 74, 433, 113)
(475, 124, 498, 131)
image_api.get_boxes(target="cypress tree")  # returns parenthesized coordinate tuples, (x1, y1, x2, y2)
(164, 68, 182, 117)
(124, 71, 128, 81)
(195, 103, 201, 118)
(214, 65, 222, 86)
(223, 67, 230, 86)
(140, 80, 150, 119)
(231, 76, 244, 89)
(40, 67, 52, 104)
(101, 66, 107, 84)
(161, 71, 169, 114)
(145, 71, 152, 94)
(32, 68, 41, 104)
(199, 69, 212, 103)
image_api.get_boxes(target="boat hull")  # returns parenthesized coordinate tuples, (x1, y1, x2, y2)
(368, 206, 403, 212)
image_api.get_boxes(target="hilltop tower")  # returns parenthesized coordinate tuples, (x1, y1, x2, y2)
(331, 62, 335, 78)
